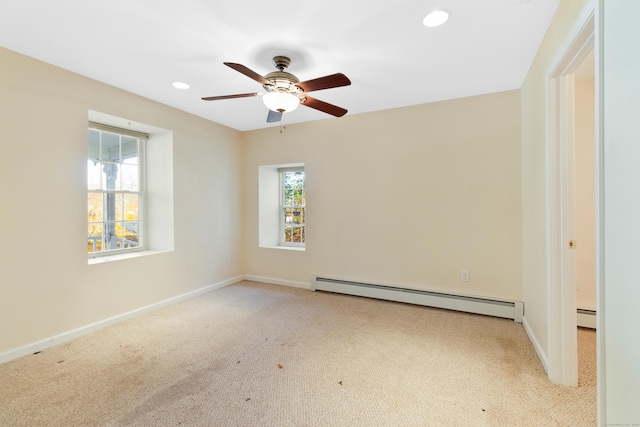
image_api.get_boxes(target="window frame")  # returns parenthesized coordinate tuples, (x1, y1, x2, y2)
(279, 167, 305, 248)
(88, 122, 147, 258)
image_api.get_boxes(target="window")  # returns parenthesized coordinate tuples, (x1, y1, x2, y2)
(87, 123, 146, 256)
(280, 167, 305, 246)
(258, 163, 305, 250)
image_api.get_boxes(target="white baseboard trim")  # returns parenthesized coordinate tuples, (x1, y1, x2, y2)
(243, 275, 311, 290)
(0, 275, 243, 365)
(522, 316, 549, 375)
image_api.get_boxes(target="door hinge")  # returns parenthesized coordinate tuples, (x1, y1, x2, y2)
(569, 240, 577, 249)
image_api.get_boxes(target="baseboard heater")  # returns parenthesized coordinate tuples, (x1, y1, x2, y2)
(312, 276, 524, 323)
(577, 308, 596, 329)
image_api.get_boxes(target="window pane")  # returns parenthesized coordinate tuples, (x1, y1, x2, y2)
(123, 221, 140, 247)
(292, 208, 303, 225)
(102, 193, 114, 223)
(88, 192, 103, 222)
(284, 187, 294, 206)
(114, 222, 124, 239)
(292, 226, 303, 243)
(101, 132, 120, 162)
(88, 161, 102, 190)
(88, 129, 100, 162)
(124, 194, 139, 220)
(284, 208, 293, 225)
(121, 136, 139, 165)
(120, 164, 139, 191)
(113, 193, 124, 222)
(102, 222, 119, 251)
(284, 225, 293, 243)
(101, 163, 120, 191)
(104, 222, 117, 238)
(88, 223, 103, 253)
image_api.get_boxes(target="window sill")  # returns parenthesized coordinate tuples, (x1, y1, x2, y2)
(88, 249, 171, 265)
(260, 245, 305, 252)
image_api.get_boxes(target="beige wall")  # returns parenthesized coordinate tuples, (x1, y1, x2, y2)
(0, 47, 244, 356)
(243, 91, 522, 301)
(0, 46, 522, 360)
(520, 0, 590, 359)
(575, 72, 596, 311)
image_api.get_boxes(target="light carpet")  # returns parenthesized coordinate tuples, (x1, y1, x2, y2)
(0, 281, 596, 426)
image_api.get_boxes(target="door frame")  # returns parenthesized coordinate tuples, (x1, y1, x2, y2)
(545, 5, 595, 386)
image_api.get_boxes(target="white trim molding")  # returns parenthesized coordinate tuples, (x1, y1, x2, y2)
(243, 275, 311, 290)
(523, 316, 549, 374)
(0, 276, 243, 365)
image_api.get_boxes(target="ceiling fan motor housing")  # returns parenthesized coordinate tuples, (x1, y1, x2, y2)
(264, 71, 302, 95)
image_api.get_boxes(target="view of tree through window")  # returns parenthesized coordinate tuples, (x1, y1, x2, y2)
(88, 125, 144, 255)
(282, 171, 305, 244)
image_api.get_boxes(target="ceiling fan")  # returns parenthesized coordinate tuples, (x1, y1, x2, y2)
(202, 56, 351, 123)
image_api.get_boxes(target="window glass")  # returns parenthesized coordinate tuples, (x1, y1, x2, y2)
(282, 171, 305, 245)
(88, 125, 145, 256)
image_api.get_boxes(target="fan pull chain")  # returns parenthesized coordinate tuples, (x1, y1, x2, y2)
(280, 113, 287, 133)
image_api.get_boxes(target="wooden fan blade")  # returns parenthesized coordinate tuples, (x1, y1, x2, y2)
(201, 93, 258, 101)
(266, 109, 283, 123)
(302, 96, 348, 117)
(296, 73, 351, 93)
(224, 62, 271, 86)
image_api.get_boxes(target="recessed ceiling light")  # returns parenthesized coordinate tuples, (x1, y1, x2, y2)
(172, 81, 190, 90)
(423, 10, 450, 27)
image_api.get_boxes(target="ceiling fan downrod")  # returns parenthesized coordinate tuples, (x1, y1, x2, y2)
(272, 56, 291, 71)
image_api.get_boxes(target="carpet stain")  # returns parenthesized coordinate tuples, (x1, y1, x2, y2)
(120, 366, 216, 424)
(496, 336, 525, 379)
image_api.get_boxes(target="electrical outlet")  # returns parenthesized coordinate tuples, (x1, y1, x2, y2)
(461, 271, 470, 282)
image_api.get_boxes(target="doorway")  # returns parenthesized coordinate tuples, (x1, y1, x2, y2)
(574, 50, 597, 327)
(546, 10, 595, 386)
(573, 49, 597, 391)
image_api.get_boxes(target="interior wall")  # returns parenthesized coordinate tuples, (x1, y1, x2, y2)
(520, 0, 590, 361)
(242, 90, 522, 301)
(574, 60, 596, 311)
(0, 47, 243, 356)
(600, 0, 640, 422)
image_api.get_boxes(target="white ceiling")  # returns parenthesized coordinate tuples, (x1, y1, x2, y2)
(0, 0, 560, 131)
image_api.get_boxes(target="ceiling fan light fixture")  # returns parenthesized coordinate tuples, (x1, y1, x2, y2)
(263, 91, 300, 113)
(423, 10, 450, 27)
